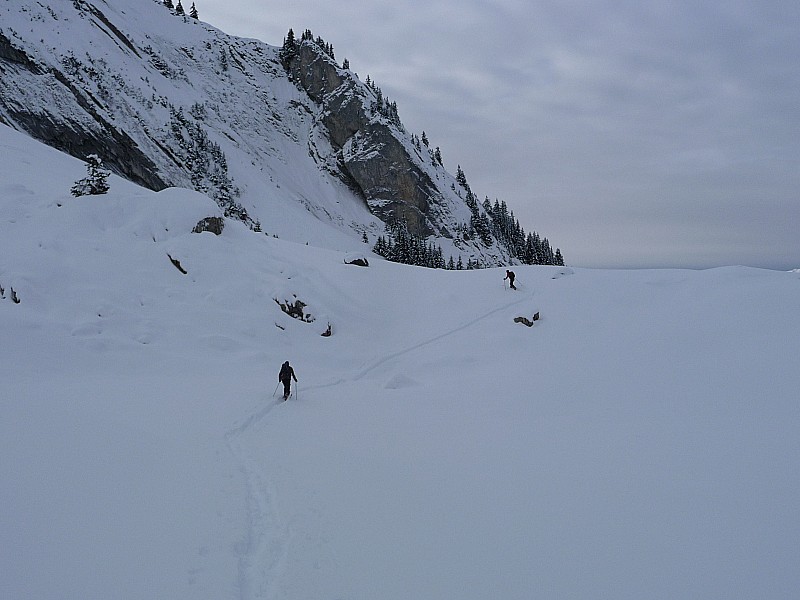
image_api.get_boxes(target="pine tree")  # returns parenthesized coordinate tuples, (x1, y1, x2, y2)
(189, 2, 198, 19)
(280, 28, 298, 68)
(342, 58, 350, 70)
(163, 0, 174, 9)
(71, 154, 110, 196)
(175, 0, 185, 16)
(456, 165, 469, 192)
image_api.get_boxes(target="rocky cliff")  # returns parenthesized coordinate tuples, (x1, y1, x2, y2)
(0, 0, 545, 266)
(286, 42, 446, 238)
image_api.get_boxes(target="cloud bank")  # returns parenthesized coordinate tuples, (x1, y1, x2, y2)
(200, 0, 800, 270)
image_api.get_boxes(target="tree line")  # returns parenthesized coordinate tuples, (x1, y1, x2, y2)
(161, 0, 199, 19)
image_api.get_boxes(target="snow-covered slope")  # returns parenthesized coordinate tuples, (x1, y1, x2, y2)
(0, 0, 526, 266)
(2, 125, 800, 599)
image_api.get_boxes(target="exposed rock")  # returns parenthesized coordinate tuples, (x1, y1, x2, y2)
(192, 216, 225, 235)
(342, 124, 437, 237)
(344, 252, 369, 267)
(167, 254, 187, 274)
(514, 312, 540, 327)
(275, 296, 315, 322)
(287, 43, 440, 238)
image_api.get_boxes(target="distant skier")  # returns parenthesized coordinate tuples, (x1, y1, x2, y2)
(504, 269, 517, 290)
(278, 361, 298, 400)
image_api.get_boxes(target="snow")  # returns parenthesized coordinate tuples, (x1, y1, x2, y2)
(2, 123, 800, 599)
(0, 0, 499, 267)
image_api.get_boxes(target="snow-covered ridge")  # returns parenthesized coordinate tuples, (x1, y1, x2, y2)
(0, 0, 525, 265)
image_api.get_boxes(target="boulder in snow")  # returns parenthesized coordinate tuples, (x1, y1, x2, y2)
(344, 252, 369, 267)
(192, 216, 225, 235)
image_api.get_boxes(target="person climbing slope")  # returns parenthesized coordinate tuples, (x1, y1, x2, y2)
(504, 269, 517, 290)
(278, 360, 298, 400)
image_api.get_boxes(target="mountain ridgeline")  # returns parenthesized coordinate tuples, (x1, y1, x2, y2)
(0, 0, 563, 268)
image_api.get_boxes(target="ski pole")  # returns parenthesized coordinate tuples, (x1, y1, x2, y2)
(273, 382, 280, 397)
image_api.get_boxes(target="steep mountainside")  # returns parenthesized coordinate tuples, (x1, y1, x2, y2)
(0, 0, 554, 266)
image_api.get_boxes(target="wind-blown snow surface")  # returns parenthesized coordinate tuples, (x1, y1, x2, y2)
(2, 124, 800, 599)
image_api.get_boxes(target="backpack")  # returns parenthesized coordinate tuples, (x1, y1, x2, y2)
(279, 362, 291, 381)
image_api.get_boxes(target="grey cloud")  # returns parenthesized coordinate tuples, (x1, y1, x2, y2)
(201, 0, 800, 270)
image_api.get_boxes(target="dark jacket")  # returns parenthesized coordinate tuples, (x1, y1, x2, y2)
(279, 362, 297, 383)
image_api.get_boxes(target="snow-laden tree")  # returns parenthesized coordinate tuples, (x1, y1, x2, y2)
(71, 155, 110, 197)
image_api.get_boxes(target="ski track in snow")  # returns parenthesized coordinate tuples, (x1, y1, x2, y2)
(221, 287, 534, 597)
(224, 399, 288, 600)
(308, 288, 536, 391)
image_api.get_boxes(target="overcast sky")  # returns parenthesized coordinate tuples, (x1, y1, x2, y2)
(197, 0, 799, 270)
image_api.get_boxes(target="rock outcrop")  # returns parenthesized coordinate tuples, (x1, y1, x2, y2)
(287, 43, 444, 238)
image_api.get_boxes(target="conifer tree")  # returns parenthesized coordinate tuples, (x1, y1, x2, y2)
(71, 154, 110, 196)
(280, 28, 298, 68)
(456, 165, 469, 192)
(163, 0, 174, 9)
(189, 2, 198, 19)
(175, 0, 185, 16)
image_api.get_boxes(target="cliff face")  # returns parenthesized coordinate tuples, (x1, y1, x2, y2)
(0, 31, 167, 191)
(287, 43, 451, 238)
(0, 0, 511, 264)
